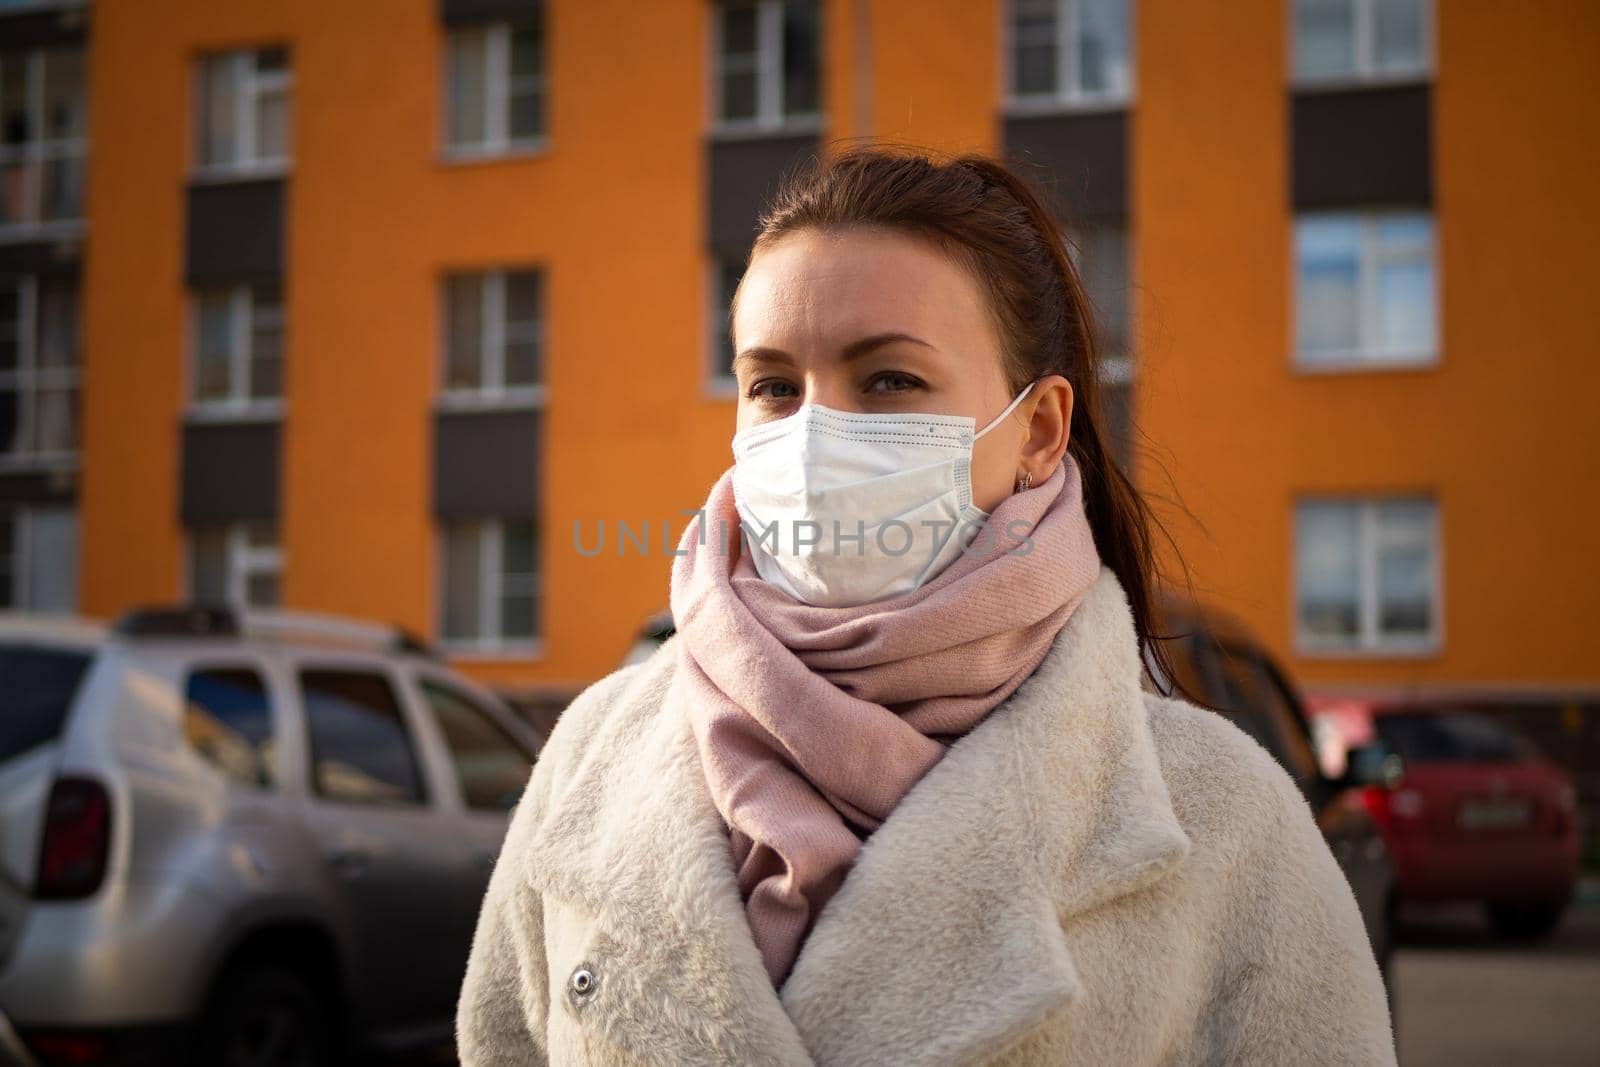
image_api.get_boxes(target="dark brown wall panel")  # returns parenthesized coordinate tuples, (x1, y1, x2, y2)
(0, 471, 76, 507)
(0, 6, 89, 49)
(0, 239, 80, 278)
(433, 408, 541, 519)
(185, 179, 285, 284)
(1003, 110, 1128, 223)
(439, 0, 543, 25)
(180, 420, 280, 523)
(707, 134, 820, 251)
(1292, 84, 1432, 209)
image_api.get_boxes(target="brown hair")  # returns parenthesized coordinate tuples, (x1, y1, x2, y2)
(734, 142, 1204, 706)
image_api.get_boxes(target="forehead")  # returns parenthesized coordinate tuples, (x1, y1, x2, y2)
(732, 227, 997, 352)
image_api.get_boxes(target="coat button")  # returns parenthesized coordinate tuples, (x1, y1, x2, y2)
(570, 966, 596, 997)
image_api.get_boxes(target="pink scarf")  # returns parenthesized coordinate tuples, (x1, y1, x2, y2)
(667, 454, 1102, 986)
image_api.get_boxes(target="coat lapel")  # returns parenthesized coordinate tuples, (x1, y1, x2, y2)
(776, 564, 1192, 1066)
(520, 563, 1190, 1067)
(520, 647, 814, 1065)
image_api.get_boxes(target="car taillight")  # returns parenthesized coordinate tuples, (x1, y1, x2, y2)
(1552, 783, 1578, 835)
(22, 1030, 108, 1065)
(36, 777, 111, 900)
(1360, 785, 1393, 832)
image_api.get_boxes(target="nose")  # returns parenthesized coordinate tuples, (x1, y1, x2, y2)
(801, 369, 860, 413)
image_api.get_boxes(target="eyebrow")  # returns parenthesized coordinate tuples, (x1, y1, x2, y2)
(732, 332, 936, 374)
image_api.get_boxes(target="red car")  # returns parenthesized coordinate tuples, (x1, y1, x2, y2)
(1309, 699, 1580, 941)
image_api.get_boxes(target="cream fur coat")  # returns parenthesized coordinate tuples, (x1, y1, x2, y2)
(456, 565, 1397, 1066)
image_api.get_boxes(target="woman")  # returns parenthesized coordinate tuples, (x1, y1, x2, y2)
(457, 147, 1396, 1066)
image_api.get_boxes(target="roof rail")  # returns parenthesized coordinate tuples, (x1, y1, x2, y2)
(111, 604, 439, 658)
(112, 605, 238, 638)
(240, 608, 439, 658)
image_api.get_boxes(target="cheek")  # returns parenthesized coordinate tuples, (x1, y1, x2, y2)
(969, 435, 1020, 513)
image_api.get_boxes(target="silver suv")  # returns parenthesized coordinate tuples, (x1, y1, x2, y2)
(0, 605, 541, 1067)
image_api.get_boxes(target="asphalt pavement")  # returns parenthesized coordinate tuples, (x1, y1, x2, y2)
(1392, 886, 1600, 1067)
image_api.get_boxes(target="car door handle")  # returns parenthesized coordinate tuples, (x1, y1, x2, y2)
(329, 849, 370, 880)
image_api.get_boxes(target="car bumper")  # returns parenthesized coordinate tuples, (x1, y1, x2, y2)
(1392, 831, 1579, 901)
(0, 880, 222, 1028)
(0, 1015, 188, 1067)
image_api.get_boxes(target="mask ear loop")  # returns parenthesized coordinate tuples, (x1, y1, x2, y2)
(974, 379, 1038, 441)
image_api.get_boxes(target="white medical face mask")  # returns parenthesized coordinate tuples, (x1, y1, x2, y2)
(729, 382, 1037, 607)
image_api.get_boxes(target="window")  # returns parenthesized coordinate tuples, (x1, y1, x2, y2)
(445, 19, 545, 155)
(1295, 211, 1435, 370)
(1214, 645, 1321, 787)
(1008, 0, 1133, 108)
(1374, 711, 1542, 766)
(420, 678, 533, 811)
(191, 282, 284, 413)
(709, 253, 745, 388)
(1296, 496, 1439, 654)
(441, 518, 539, 651)
(184, 666, 275, 787)
(0, 506, 77, 611)
(0, 643, 92, 764)
(189, 521, 282, 608)
(0, 44, 87, 230)
(301, 669, 426, 806)
(195, 47, 292, 176)
(442, 269, 542, 403)
(1292, 0, 1431, 86)
(714, 0, 821, 133)
(0, 276, 79, 464)
(1144, 632, 1210, 706)
(1066, 224, 1134, 463)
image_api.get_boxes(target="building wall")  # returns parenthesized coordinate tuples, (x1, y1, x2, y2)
(1135, 0, 1599, 695)
(72, 0, 1599, 695)
(82, 0, 742, 686)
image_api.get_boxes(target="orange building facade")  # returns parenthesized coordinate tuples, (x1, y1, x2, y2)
(1, 0, 1593, 704)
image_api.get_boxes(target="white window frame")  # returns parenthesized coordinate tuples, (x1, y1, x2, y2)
(187, 283, 285, 420)
(185, 522, 283, 608)
(1003, 0, 1135, 114)
(710, 0, 824, 138)
(193, 48, 293, 181)
(0, 275, 79, 469)
(1293, 495, 1443, 657)
(1288, 0, 1434, 90)
(441, 20, 548, 161)
(1292, 209, 1438, 373)
(438, 269, 546, 410)
(0, 504, 77, 612)
(0, 46, 88, 238)
(437, 518, 543, 658)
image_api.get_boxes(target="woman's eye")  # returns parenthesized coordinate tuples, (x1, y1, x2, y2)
(747, 378, 800, 400)
(867, 372, 923, 394)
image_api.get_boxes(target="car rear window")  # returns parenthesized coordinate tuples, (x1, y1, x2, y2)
(0, 644, 95, 764)
(1375, 711, 1541, 764)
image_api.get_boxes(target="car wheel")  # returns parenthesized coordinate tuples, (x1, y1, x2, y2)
(192, 964, 333, 1067)
(1486, 898, 1567, 943)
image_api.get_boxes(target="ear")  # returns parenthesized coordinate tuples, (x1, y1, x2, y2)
(1018, 374, 1073, 487)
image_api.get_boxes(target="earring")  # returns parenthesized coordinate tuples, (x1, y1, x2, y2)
(1015, 470, 1032, 493)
